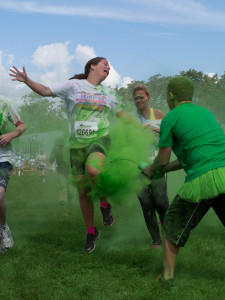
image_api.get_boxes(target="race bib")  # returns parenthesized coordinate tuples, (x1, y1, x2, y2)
(74, 121, 98, 138)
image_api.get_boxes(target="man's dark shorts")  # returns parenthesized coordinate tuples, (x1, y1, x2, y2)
(70, 136, 111, 176)
(163, 194, 225, 247)
(0, 162, 13, 190)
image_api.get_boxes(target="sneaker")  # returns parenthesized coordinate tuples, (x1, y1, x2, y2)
(1, 224, 14, 249)
(84, 228, 100, 253)
(155, 273, 174, 288)
(100, 204, 114, 226)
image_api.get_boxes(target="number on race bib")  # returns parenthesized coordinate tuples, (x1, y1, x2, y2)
(74, 121, 98, 138)
(76, 129, 95, 136)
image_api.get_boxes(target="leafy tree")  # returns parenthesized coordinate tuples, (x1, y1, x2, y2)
(115, 75, 171, 114)
(179, 69, 203, 103)
(203, 72, 225, 123)
(145, 74, 171, 112)
(180, 69, 203, 81)
(18, 92, 67, 134)
(17, 69, 225, 135)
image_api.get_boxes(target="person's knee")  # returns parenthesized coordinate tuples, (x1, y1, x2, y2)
(86, 152, 105, 179)
(87, 164, 100, 179)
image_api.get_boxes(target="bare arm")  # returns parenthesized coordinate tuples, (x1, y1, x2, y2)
(154, 109, 165, 119)
(150, 109, 164, 134)
(142, 147, 172, 178)
(0, 120, 26, 147)
(162, 159, 182, 173)
(9, 66, 52, 97)
(116, 110, 142, 128)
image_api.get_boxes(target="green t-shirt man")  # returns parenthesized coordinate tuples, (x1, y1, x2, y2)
(158, 103, 225, 182)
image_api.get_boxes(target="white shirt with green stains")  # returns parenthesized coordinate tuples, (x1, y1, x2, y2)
(50, 79, 123, 148)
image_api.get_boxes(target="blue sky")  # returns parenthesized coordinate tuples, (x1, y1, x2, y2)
(0, 0, 225, 105)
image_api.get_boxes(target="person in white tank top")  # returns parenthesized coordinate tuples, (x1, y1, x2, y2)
(133, 84, 169, 248)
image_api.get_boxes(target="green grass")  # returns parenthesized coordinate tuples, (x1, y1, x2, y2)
(0, 170, 224, 300)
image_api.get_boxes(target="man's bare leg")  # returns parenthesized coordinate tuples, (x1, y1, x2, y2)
(162, 236, 180, 280)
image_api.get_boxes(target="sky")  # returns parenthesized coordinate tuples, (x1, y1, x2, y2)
(0, 0, 225, 106)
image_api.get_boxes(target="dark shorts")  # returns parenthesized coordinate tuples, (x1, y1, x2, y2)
(163, 194, 225, 247)
(0, 162, 13, 190)
(70, 136, 111, 175)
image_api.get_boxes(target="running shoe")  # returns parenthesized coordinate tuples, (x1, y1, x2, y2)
(84, 228, 100, 253)
(100, 204, 114, 226)
(1, 224, 14, 249)
(155, 273, 174, 288)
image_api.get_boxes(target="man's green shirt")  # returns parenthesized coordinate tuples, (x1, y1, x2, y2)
(158, 103, 225, 182)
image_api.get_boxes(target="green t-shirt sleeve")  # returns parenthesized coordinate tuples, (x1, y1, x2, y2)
(158, 118, 174, 148)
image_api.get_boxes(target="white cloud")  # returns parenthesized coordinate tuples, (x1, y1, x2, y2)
(104, 63, 121, 88)
(0, 51, 30, 107)
(207, 72, 216, 78)
(0, 43, 76, 106)
(32, 42, 74, 69)
(1, 0, 225, 30)
(0, 43, 132, 105)
(121, 76, 133, 88)
(75, 45, 96, 67)
(40, 71, 64, 86)
(32, 42, 74, 84)
(75, 45, 123, 88)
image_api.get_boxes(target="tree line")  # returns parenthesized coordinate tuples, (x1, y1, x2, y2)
(116, 69, 225, 124)
(17, 68, 225, 135)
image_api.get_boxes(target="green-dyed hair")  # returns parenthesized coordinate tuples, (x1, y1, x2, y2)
(167, 76, 194, 101)
(132, 84, 150, 97)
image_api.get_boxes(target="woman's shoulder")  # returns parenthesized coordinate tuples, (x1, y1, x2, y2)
(153, 108, 165, 119)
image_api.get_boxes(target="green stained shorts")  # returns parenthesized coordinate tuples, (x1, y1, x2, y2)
(163, 194, 225, 247)
(0, 162, 13, 190)
(70, 135, 111, 175)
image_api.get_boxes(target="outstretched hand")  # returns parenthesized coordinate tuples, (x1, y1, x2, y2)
(9, 66, 28, 82)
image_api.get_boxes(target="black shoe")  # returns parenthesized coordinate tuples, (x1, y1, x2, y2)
(100, 204, 114, 226)
(84, 228, 100, 253)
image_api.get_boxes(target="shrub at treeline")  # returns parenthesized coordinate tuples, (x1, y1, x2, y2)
(17, 68, 225, 135)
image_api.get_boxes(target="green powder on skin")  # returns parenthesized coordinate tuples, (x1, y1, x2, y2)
(69, 100, 156, 204)
(91, 117, 154, 203)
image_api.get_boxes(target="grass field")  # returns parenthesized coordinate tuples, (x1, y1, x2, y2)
(0, 170, 224, 300)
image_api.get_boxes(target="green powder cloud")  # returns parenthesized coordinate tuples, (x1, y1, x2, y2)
(91, 117, 154, 203)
